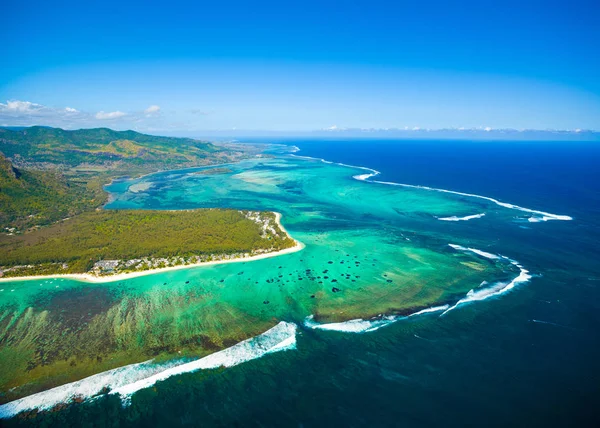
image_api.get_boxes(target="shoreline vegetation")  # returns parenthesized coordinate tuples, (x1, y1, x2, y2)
(0, 211, 302, 283)
(0, 125, 295, 285)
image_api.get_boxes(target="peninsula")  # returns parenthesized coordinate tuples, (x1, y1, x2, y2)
(0, 126, 298, 281)
(0, 210, 300, 281)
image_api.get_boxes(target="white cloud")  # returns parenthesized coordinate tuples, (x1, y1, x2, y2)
(144, 105, 160, 116)
(5, 101, 37, 112)
(0, 100, 86, 124)
(95, 111, 127, 120)
(1, 100, 44, 113)
(0, 100, 166, 130)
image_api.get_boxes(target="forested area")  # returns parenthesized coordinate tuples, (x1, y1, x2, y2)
(0, 153, 106, 230)
(0, 209, 295, 276)
(0, 126, 245, 231)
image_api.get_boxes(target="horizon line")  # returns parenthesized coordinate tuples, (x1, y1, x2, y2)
(1, 125, 598, 134)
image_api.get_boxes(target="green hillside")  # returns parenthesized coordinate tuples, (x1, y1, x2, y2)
(0, 127, 246, 230)
(0, 126, 233, 169)
(0, 153, 105, 230)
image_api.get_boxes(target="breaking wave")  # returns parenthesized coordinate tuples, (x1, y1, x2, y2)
(374, 179, 572, 223)
(442, 244, 531, 314)
(447, 244, 499, 260)
(305, 243, 532, 332)
(438, 213, 486, 221)
(290, 153, 572, 222)
(304, 305, 450, 333)
(0, 322, 297, 419)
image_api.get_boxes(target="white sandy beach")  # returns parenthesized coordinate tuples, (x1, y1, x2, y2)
(0, 212, 304, 284)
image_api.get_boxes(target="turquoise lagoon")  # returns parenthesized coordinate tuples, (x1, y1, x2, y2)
(0, 152, 572, 418)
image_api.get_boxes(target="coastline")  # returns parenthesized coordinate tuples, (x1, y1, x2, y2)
(0, 212, 304, 284)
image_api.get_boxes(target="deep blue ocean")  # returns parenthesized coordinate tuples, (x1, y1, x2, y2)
(8, 139, 600, 427)
(293, 139, 600, 223)
(244, 138, 600, 426)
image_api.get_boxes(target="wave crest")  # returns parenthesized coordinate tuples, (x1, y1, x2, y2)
(305, 243, 532, 332)
(438, 213, 486, 221)
(0, 322, 297, 419)
(290, 152, 571, 222)
(304, 305, 450, 333)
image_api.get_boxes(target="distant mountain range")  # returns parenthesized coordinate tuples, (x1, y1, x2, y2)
(314, 127, 600, 140)
(3, 125, 598, 141)
(124, 127, 600, 141)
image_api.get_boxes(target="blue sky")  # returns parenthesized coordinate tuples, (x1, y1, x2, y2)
(2, 0, 599, 132)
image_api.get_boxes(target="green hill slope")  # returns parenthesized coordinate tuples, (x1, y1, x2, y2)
(0, 153, 104, 230)
(0, 127, 246, 230)
(0, 126, 232, 169)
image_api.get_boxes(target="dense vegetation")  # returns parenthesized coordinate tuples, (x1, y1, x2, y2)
(0, 126, 226, 168)
(0, 153, 105, 230)
(0, 126, 246, 230)
(0, 209, 295, 277)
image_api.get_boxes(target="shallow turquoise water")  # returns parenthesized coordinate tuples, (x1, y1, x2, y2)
(103, 154, 532, 318)
(1, 145, 594, 425)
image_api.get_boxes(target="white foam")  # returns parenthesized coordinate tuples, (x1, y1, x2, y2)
(289, 150, 571, 223)
(438, 213, 486, 221)
(448, 244, 499, 260)
(353, 173, 378, 181)
(304, 315, 395, 333)
(408, 305, 451, 317)
(304, 305, 450, 334)
(373, 179, 572, 222)
(527, 215, 564, 223)
(112, 321, 296, 400)
(306, 242, 533, 330)
(442, 246, 532, 315)
(0, 360, 171, 419)
(289, 154, 324, 162)
(289, 154, 381, 180)
(0, 322, 297, 419)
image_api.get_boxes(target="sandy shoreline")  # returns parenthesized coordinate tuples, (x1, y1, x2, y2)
(0, 212, 304, 284)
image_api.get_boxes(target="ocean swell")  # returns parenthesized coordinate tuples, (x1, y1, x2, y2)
(290, 153, 571, 222)
(0, 322, 297, 419)
(372, 179, 572, 222)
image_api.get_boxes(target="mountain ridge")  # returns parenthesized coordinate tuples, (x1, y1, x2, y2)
(0, 126, 247, 231)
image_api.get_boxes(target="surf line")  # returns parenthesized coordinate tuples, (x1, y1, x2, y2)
(304, 305, 450, 334)
(305, 244, 531, 332)
(0, 322, 297, 419)
(289, 153, 572, 222)
(437, 213, 486, 222)
(440, 244, 531, 315)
